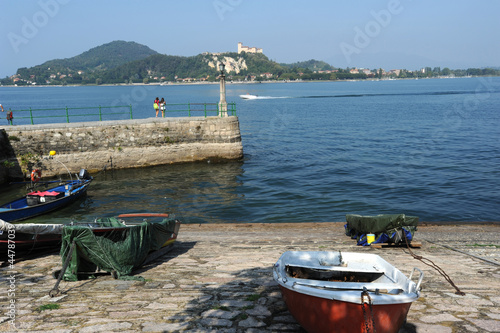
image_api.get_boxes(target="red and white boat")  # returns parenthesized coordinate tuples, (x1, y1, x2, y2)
(273, 251, 423, 333)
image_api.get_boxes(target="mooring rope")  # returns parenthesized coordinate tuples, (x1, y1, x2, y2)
(403, 234, 465, 296)
(423, 238, 500, 267)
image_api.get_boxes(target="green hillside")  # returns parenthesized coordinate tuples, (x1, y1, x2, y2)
(101, 54, 218, 84)
(14, 41, 158, 85)
(5, 41, 499, 86)
(281, 59, 334, 71)
(9, 42, 305, 85)
(100, 52, 291, 84)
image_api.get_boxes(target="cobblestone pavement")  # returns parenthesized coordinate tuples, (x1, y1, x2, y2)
(1, 222, 499, 332)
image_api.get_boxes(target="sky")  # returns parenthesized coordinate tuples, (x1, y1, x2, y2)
(1, 0, 499, 78)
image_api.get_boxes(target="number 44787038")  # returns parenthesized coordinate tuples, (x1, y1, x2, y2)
(7, 239, 15, 269)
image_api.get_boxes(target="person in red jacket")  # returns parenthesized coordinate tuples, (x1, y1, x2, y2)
(1, 104, 13, 125)
(6, 109, 13, 125)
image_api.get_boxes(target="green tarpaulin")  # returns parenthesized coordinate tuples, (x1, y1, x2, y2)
(345, 214, 418, 246)
(60, 217, 179, 281)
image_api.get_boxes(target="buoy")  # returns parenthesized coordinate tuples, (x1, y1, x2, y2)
(31, 169, 42, 182)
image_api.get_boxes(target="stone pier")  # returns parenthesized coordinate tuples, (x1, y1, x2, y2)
(0, 116, 243, 182)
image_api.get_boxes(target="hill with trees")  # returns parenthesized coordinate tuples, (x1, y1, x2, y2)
(3, 40, 499, 86)
(280, 59, 334, 72)
(10, 41, 158, 85)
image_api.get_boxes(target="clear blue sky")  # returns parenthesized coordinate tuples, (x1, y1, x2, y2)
(1, 0, 499, 78)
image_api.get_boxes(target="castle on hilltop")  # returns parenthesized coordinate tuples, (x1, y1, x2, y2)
(238, 42, 263, 54)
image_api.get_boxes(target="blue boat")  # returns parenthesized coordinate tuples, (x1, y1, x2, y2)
(0, 169, 92, 222)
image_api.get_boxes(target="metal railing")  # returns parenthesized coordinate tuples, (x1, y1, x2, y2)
(162, 102, 237, 118)
(6, 102, 236, 125)
(9, 105, 133, 125)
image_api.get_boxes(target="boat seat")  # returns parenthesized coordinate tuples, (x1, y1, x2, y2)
(293, 279, 404, 293)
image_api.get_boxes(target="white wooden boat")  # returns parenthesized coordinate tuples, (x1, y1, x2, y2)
(273, 251, 423, 333)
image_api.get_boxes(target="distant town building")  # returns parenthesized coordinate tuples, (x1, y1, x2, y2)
(238, 42, 263, 54)
(388, 69, 401, 76)
(316, 70, 338, 74)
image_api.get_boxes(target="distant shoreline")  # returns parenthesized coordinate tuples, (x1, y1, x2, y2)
(1, 75, 492, 89)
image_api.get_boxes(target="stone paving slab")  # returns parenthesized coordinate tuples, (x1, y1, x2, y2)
(0, 222, 499, 332)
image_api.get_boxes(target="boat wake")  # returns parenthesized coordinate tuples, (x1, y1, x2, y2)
(299, 90, 496, 99)
(240, 89, 497, 101)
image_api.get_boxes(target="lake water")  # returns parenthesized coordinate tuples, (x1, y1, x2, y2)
(1, 77, 499, 224)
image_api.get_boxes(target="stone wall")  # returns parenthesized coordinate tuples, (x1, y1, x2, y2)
(0, 116, 243, 182)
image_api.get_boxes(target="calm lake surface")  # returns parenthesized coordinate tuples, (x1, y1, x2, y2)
(1, 77, 499, 223)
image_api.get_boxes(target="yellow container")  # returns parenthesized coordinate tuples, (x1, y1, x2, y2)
(367, 234, 375, 244)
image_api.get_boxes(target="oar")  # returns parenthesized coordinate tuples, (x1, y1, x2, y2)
(49, 241, 76, 297)
(9, 180, 61, 185)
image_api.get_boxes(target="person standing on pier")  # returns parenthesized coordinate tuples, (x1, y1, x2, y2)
(160, 97, 165, 117)
(2, 107, 13, 125)
(154, 97, 160, 117)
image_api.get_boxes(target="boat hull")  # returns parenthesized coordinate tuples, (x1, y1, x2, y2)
(273, 251, 422, 333)
(0, 221, 65, 260)
(239, 94, 258, 99)
(0, 213, 177, 262)
(60, 214, 181, 280)
(0, 178, 92, 222)
(0, 232, 61, 260)
(279, 285, 411, 333)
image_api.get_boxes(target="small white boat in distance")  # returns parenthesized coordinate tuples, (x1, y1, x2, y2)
(239, 94, 259, 100)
